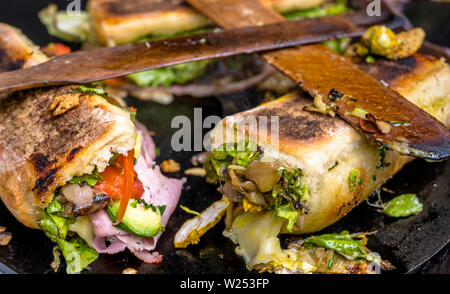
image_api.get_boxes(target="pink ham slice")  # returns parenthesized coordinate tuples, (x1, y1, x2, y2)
(89, 121, 185, 263)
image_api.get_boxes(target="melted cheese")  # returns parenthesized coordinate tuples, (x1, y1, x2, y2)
(224, 211, 316, 273)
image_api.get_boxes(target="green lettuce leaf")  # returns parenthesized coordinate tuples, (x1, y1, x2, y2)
(127, 59, 213, 88)
(274, 203, 299, 232)
(69, 167, 104, 186)
(128, 27, 214, 88)
(56, 236, 99, 274)
(39, 199, 99, 273)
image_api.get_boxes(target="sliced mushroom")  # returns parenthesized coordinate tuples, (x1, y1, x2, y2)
(245, 161, 281, 192)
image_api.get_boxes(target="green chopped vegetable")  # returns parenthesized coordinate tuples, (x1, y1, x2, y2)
(155, 147, 160, 157)
(361, 25, 398, 56)
(46, 199, 62, 214)
(39, 202, 99, 273)
(274, 203, 299, 232)
(383, 194, 423, 218)
(390, 121, 412, 126)
(122, 107, 137, 122)
(206, 141, 262, 184)
(349, 107, 369, 119)
(127, 59, 213, 88)
(39, 211, 69, 240)
(69, 167, 104, 186)
(365, 55, 375, 64)
(304, 231, 374, 262)
(377, 144, 391, 169)
(272, 168, 309, 232)
(56, 236, 99, 274)
(75, 85, 107, 97)
(349, 168, 362, 192)
(328, 253, 338, 269)
(323, 38, 349, 55)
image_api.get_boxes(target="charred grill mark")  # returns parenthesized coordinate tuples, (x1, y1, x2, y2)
(252, 102, 338, 142)
(32, 168, 57, 195)
(29, 152, 56, 173)
(67, 146, 83, 162)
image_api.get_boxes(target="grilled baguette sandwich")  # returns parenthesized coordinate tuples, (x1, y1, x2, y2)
(0, 23, 184, 273)
(209, 53, 450, 235)
(88, 0, 326, 45)
(0, 23, 135, 229)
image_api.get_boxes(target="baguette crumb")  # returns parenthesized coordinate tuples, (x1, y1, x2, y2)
(184, 167, 207, 177)
(0, 232, 12, 246)
(160, 159, 181, 173)
(122, 268, 138, 274)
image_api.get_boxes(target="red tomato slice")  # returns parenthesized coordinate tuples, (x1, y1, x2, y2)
(41, 43, 71, 57)
(95, 150, 144, 224)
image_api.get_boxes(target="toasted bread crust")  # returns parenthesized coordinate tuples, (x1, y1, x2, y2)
(211, 54, 450, 234)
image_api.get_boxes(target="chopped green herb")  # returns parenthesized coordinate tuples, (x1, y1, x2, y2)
(75, 85, 107, 97)
(155, 148, 160, 157)
(349, 168, 362, 192)
(328, 89, 344, 102)
(131, 198, 166, 215)
(365, 55, 375, 64)
(390, 121, 412, 126)
(328, 253, 337, 269)
(377, 144, 391, 169)
(43, 80, 49, 85)
(372, 175, 377, 182)
(383, 194, 423, 217)
(328, 161, 339, 171)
